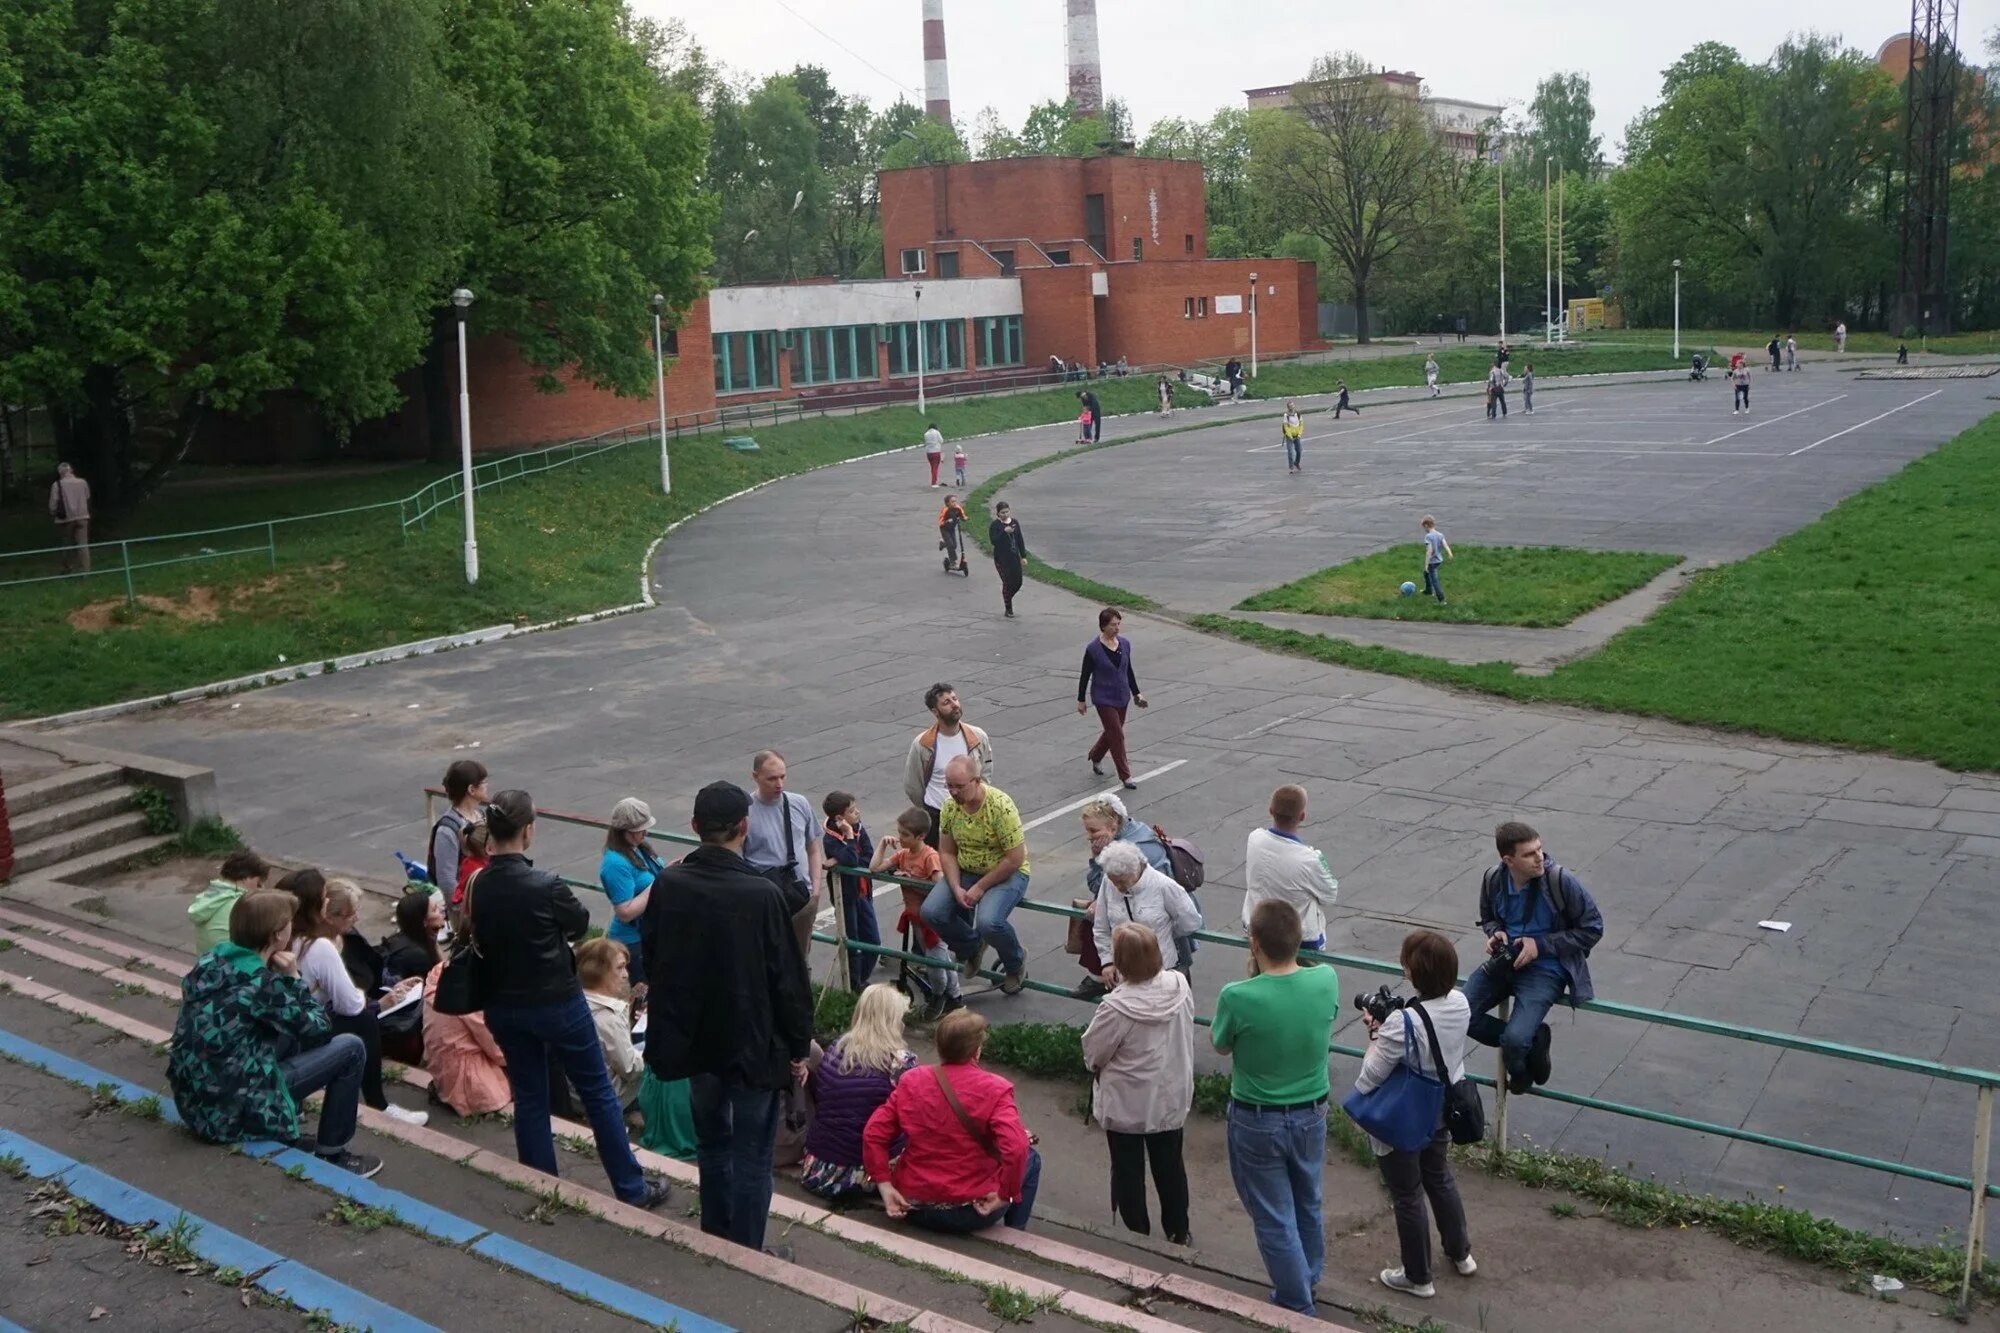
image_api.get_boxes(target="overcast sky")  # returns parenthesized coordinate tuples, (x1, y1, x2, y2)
(648, 1, 1998, 159)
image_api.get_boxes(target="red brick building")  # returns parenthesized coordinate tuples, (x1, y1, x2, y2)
(209, 155, 1317, 460)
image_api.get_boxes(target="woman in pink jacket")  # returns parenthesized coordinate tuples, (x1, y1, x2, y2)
(421, 960, 511, 1116)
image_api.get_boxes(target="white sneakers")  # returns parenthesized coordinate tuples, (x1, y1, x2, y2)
(1379, 1255, 1476, 1299)
(382, 1103, 430, 1127)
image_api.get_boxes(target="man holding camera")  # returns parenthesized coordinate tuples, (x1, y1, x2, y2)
(1461, 822, 1603, 1095)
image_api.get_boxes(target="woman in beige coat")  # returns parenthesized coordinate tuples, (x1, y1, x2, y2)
(1080, 923, 1195, 1243)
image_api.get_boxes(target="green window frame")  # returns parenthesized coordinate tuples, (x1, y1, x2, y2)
(787, 325, 878, 385)
(886, 320, 967, 375)
(976, 315, 1023, 367)
(712, 330, 780, 393)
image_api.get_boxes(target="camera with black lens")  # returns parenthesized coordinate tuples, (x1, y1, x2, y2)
(1353, 985, 1406, 1024)
(1480, 936, 1524, 982)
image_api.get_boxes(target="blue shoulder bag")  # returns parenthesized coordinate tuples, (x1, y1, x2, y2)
(1340, 1008, 1445, 1153)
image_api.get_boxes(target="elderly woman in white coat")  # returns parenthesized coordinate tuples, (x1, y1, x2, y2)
(1091, 841, 1202, 986)
(1081, 923, 1195, 1243)
(1354, 929, 1477, 1300)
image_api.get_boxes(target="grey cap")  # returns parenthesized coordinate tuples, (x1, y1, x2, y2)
(608, 797, 655, 832)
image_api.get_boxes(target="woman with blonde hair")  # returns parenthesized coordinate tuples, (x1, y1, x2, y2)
(801, 984, 918, 1200)
(284, 871, 427, 1126)
(1082, 923, 1195, 1243)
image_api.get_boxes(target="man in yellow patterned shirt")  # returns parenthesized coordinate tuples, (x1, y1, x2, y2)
(922, 755, 1033, 995)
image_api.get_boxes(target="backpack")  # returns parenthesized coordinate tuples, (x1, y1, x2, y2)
(1150, 824, 1205, 891)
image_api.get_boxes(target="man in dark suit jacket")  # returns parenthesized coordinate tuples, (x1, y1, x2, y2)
(643, 781, 813, 1253)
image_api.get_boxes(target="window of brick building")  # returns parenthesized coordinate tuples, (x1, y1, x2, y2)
(1184, 233, 1195, 255)
(1198, 297, 1208, 318)
(899, 248, 927, 276)
(1183, 297, 1194, 319)
(1131, 237, 1143, 261)
(993, 249, 1016, 276)
(976, 315, 1023, 366)
(1047, 249, 1071, 265)
(885, 319, 967, 375)
(936, 250, 960, 279)
(788, 325, 879, 385)
(712, 330, 780, 393)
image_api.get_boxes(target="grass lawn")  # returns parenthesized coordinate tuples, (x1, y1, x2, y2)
(1193, 410, 2000, 771)
(1235, 545, 1682, 628)
(0, 374, 1193, 720)
(1585, 327, 2000, 358)
(1244, 340, 1711, 401)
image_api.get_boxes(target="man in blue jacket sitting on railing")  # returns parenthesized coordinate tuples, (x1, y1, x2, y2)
(1460, 821, 1604, 1096)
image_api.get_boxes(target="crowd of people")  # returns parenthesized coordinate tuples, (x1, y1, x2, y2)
(165, 671, 1605, 1315)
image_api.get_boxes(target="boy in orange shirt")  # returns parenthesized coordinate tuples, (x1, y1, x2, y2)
(870, 806, 962, 1016)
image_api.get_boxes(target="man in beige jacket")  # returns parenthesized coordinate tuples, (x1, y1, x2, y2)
(48, 462, 91, 572)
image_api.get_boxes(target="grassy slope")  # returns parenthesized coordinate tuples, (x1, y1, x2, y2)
(1588, 327, 2000, 357)
(1237, 545, 1682, 628)
(1198, 410, 2000, 771)
(1243, 341, 1712, 400)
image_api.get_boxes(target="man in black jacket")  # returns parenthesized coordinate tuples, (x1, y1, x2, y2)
(472, 790, 670, 1209)
(644, 781, 813, 1253)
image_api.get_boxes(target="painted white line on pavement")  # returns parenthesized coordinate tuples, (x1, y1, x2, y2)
(1245, 403, 1464, 451)
(1788, 391, 1944, 456)
(1697, 394, 1848, 447)
(816, 757, 1194, 925)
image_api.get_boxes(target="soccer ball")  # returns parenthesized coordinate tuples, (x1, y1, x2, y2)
(1400, 581, 1417, 597)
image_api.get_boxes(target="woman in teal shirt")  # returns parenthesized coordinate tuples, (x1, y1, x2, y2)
(599, 797, 663, 987)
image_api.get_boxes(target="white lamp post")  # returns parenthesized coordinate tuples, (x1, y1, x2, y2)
(1497, 152, 1507, 347)
(914, 283, 926, 415)
(1672, 260, 1682, 360)
(451, 287, 478, 585)
(1543, 156, 1553, 347)
(650, 293, 671, 495)
(1248, 271, 1260, 378)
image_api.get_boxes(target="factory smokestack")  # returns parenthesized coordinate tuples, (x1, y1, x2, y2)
(922, 0, 952, 125)
(1066, 0, 1102, 118)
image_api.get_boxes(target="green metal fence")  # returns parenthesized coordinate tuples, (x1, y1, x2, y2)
(429, 788, 1998, 1308)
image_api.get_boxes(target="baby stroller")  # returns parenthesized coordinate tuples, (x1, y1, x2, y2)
(1688, 353, 1708, 381)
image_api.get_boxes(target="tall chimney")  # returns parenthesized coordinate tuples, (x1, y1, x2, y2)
(1066, 0, 1102, 118)
(922, 0, 951, 125)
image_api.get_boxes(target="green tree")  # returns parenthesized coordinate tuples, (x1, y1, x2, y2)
(1018, 99, 1107, 156)
(1526, 73, 1602, 179)
(1248, 55, 1440, 342)
(0, 0, 482, 502)
(973, 106, 1025, 159)
(880, 113, 969, 169)
(706, 76, 821, 283)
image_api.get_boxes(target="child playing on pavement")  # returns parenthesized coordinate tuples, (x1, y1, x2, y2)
(869, 807, 961, 1016)
(1421, 515, 1453, 605)
(952, 443, 968, 488)
(938, 494, 969, 574)
(1076, 409, 1094, 445)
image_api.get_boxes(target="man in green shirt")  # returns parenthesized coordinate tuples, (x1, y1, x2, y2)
(1211, 900, 1340, 1316)
(922, 755, 1032, 994)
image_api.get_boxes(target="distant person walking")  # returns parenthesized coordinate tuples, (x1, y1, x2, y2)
(1785, 335, 1797, 371)
(1732, 362, 1751, 414)
(1157, 376, 1175, 414)
(1334, 381, 1359, 418)
(952, 443, 968, 488)
(1521, 363, 1535, 414)
(1078, 607, 1148, 790)
(1766, 336, 1781, 372)
(1420, 516, 1452, 605)
(1226, 358, 1245, 399)
(904, 683, 995, 847)
(923, 424, 945, 488)
(1281, 403, 1304, 473)
(1424, 355, 1441, 398)
(989, 500, 1028, 618)
(48, 462, 91, 572)
(1077, 388, 1103, 442)
(1835, 321, 1848, 353)
(1485, 364, 1509, 419)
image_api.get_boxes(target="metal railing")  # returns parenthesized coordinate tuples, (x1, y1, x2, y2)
(425, 787, 1998, 1307)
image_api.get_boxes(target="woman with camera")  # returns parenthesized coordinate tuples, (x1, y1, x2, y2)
(1352, 929, 1476, 1299)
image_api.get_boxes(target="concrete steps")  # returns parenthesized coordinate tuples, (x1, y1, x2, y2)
(0, 901, 1356, 1333)
(4, 763, 123, 815)
(9, 784, 138, 845)
(9, 808, 154, 876)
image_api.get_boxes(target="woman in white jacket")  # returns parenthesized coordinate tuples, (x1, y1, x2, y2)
(1091, 841, 1203, 981)
(1081, 923, 1195, 1243)
(1353, 930, 1477, 1299)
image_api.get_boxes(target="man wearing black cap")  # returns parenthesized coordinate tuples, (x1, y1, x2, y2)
(643, 781, 813, 1253)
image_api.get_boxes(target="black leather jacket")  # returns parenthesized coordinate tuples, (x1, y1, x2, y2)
(471, 852, 589, 1007)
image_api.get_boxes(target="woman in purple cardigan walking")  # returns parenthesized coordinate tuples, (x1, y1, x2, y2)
(1077, 607, 1149, 790)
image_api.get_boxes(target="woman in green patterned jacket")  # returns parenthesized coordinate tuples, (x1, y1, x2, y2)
(167, 890, 384, 1179)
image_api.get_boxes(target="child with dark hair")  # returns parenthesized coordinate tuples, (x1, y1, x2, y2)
(823, 790, 881, 989)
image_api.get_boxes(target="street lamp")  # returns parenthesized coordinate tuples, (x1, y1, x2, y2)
(1248, 271, 1260, 379)
(914, 283, 926, 415)
(651, 294, 671, 495)
(1672, 260, 1682, 361)
(451, 286, 478, 585)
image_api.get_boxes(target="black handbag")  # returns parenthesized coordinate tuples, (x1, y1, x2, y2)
(431, 869, 486, 1016)
(757, 795, 811, 913)
(1410, 1001, 1486, 1146)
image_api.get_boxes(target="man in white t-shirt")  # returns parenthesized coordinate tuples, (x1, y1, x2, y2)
(923, 424, 945, 488)
(744, 750, 824, 959)
(903, 683, 995, 847)
(1242, 784, 1340, 952)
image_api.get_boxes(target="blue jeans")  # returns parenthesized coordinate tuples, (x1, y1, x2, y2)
(839, 876, 883, 990)
(1459, 958, 1566, 1082)
(281, 1033, 365, 1156)
(920, 870, 1030, 975)
(907, 1149, 1043, 1232)
(1226, 1102, 1327, 1314)
(688, 1074, 782, 1250)
(485, 993, 649, 1205)
(1283, 436, 1301, 469)
(1423, 564, 1444, 602)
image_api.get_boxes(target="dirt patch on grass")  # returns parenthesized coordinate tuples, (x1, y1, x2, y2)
(66, 587, 221, 633)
